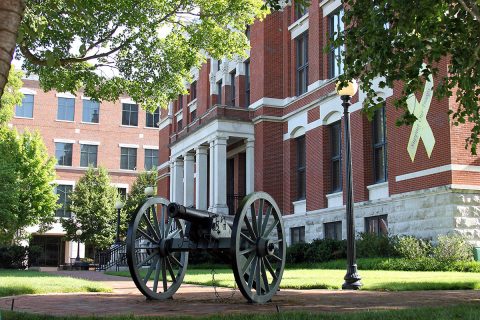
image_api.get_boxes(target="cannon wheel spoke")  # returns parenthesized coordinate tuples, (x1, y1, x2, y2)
(126, 196, 189, 300)
(232, 192, 286, 304)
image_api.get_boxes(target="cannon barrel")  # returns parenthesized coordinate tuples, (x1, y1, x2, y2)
(167, 203, 234, 226)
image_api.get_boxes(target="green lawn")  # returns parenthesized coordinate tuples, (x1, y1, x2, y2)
(107, 267, 480, 291)
(0, 270, 111, 297)
(2, 304, 480, 320)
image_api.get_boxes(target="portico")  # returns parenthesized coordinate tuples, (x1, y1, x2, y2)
(169, 119, 255, 215)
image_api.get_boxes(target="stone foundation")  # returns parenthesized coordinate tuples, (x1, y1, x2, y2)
(283, 185, 480, 247)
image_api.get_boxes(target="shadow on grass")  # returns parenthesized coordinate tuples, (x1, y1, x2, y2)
(366, 281, 480, 291)
(0, 286, 37, 297)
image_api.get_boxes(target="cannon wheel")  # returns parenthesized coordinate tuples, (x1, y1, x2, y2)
(126, 197, 188, 300)
(231, 192, 286, 303)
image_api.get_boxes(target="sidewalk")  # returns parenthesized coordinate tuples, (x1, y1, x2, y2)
(0, 271, 479, 317)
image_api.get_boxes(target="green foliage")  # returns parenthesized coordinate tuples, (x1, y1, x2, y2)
(356, 233, 398, 258)
(286, 239, 346, 264)
(433, 234, 474, 263)
(121, 171, 157, 238)
(0, 66, 24, 124)
(0, 245, 29, 269)
(286, 242, 311, 263)
(0, 127, 57, 244)
(394, 235, 432, 260)
(16, 0, 268, 112)
(62, 167, 118, 250)
(334, 1, 480, 153)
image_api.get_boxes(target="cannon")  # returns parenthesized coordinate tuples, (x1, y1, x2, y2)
(126, 192, 286, 303)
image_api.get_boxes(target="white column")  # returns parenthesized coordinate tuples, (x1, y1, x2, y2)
(195, 146, 208, 210)
(183, 152, 195, 207)
(173, 157, 184, 204)
(213, 136, 228, 214)
(208, 139, 215, 211)
(246, 138, 255, 194)
(169, 161, 174, 202)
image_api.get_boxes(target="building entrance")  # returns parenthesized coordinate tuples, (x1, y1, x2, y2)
(30, 235, 66, 267)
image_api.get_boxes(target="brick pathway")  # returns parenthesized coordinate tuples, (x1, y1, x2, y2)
(1, 271, 479, 317)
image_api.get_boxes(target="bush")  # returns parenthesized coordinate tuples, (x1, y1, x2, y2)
(394, 235, 432, 259)
(0, 245, 28, 269)
(286, 242, 311, 264)
(286, 239, 346, 264)
(433, 234, 473, 263)
(356, 233, 398, 258)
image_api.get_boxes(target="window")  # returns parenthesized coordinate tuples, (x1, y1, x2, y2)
(245, 25, 251, 41)
(217, 59, 222, 71)
(230, 71, 236, 106)
(217, 80, 222, 105)
(178, 95, 183, 111)
(57, 97, 75, 121)
(190, 109, 197, 122)
(177, 118, 183, 131)
(117, 187, 127, 200)
(365, 215, 388, 235)
(80, 144, 98, 167)
(15, 94, 34, 118)
(120, 147, 137, 170)
(294, 1, 308, 20)
(328, 9, 345, 78)
(146, 107, 160, 128)
(245, 60, 250, 107)
(56, 185, 73, 218)
(296, 135, 306, 200)
(55, 142, 73, 166)
(373, 106, 387, 183)
(190, 81, 197, 100)
(330, 121, 342, 192)
(324, 221, 342, 240)
(296, 32, 308, 96)
(291, 226, 305, 244)
(122, 103, 138, 126)
(82, 100, 99, 123)
(144, 149, 159, 170)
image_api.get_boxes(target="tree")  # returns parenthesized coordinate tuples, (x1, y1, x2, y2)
(0, 0, 267, 111)
(62, 167, 118, 250)
(0, 126, 57, 244)
(332, 0, 480, 153)
(0, 66, 23, 125)
(120, 170, 158, 239)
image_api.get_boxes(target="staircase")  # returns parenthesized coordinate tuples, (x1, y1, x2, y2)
(94, 243, 127, 271)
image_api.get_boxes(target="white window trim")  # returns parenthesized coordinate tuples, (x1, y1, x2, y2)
(111, 183, 129, 193)
(54, 180, 76, 186)
(20, 88, 37, 95)
(119, 143, 139, 148)
(188, 99, 197, 112)
(176, 111, 183, 121)
(320, 0, 342, 16)
(143, 145, 159, 150)
(54, 138, 76, 144)
(81, 96, 91, 100)
(79, 140, 100, 146)
(56, 92, 76, 99)
(289, 13, 309, 40)
(121, 98, 136, 104)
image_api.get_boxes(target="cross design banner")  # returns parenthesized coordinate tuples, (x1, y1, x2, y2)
(406, 71, 435, 162)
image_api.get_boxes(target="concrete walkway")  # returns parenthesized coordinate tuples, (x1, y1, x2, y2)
(0, 271, 479, 317)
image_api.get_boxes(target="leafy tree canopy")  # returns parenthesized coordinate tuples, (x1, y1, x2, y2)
(62, 167, 118, 249)
(0, 66, 23, 125)
(16, 0, 267, 112)
(332, 0, 480, 153)
(0, 126, 57, 244)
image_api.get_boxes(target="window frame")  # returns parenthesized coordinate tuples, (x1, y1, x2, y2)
(330, 121, 342, 192)
(120, 147, 137, 170)
(15, 94, 34, 118)
(217, 80, 222, 105)
(290, 226, 305, 244)
(80, 144, 98, 168)
(190, 81, 197, 101)
(55, 185, 73, 218)
(144, 149, 159, 170)
(245, 60, 250, 107)
(230, 71, 236, 106)
(324, 221, 342, 240)
(294, 1, 308, 20)
(82, 99, 100, 123)
(57, 97, 75, 121)
(373, 105, 388, 183)
(177, 118, 183, 131)
(146, 107, 160, 128)
(296, 32, 309, 96)
(296, 135, 306, 200)
(121, 103, 139, 126)
(365, 215, 388, 236)
(190, 109, 197, 122)
(328, 8, 345, 79)
(55, 142, 73, 166)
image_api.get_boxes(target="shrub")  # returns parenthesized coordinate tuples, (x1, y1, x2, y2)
(286, 242, 310, 264)
(286, 239, 346, 264)
(394, 235, 432, 259)
(433, 234, 473, 263)
(356, 233, 397, 258)
(0, 245, 28, 269)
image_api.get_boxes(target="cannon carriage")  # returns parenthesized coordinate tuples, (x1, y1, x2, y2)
(126, 192, 286, 303)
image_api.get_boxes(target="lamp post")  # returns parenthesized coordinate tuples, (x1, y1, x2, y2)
(336, 79, 362, 290)
(144, 186, 154, 197)
(114, 200, 124, 244)
(75, 229, 83, 263)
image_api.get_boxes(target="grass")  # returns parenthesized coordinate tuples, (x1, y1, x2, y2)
(107, 267, 480, 291)
(0, 269, 111, 297)
(2, 304, 480, 320)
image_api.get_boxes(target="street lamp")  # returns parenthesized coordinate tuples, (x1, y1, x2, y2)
(336, 79, 362, 290)
(144, 186, 154, 197)
(75, 229, 83, 263)
(114, 200, 125, 244)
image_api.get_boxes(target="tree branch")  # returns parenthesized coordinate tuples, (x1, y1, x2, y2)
(458, 0, 480, 22)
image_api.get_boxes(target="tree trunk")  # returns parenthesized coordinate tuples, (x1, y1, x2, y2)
(0, 0, 25, 104)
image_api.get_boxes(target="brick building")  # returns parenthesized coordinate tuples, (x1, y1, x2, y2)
(156, 0, 480, 246)
(9, 78, 159, 267)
